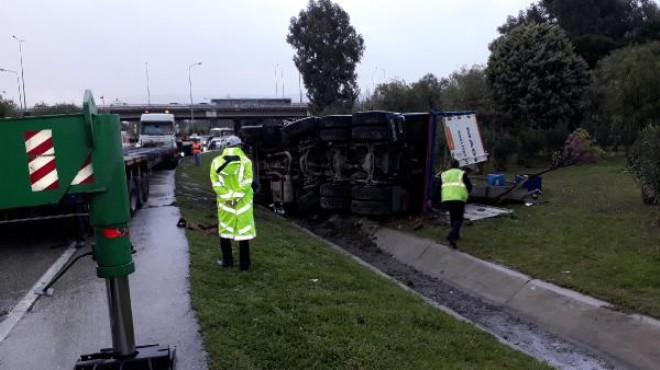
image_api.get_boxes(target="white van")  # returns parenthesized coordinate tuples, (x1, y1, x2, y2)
(206, 127, 237, 151)
(138, 113, 177, 149)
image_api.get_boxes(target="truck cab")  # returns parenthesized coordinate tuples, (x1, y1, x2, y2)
(138, 113, 176, 149)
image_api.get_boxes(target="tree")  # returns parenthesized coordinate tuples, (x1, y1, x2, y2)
(487, 23, 589, 134)
(591, 41, 660, 148)
(496, 0, 660, 67)
(287, 0, 365, 114)
(0, 96, 19, 118)
(358, 74, 443, 112)
(442, 65, 493, 113)
(627, 125, 660, 205)
(31, 102, 80, 116)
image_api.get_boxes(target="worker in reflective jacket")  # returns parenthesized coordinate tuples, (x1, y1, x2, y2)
(192, 138, 202, 167)
(439, 159, 472, 249)
(209, 136, 255, 270)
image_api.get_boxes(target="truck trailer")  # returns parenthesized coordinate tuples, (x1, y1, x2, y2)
(238, 110, 488, 216)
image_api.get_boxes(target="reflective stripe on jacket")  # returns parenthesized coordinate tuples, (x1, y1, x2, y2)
(210, 147, 256, 240)
(441, 168, 469, 202)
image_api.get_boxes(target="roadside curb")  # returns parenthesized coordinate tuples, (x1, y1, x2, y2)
(276, 214, 542, 363)
(374, 227, 660, 370)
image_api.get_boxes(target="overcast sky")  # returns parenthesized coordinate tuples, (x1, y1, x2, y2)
(0, 0, 533, 106)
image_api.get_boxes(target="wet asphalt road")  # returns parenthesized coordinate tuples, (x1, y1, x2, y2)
(0, 170, 207, 370)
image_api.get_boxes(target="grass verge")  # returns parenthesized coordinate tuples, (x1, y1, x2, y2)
(408, 155, 660, 318)
(176, 153, 547, 370)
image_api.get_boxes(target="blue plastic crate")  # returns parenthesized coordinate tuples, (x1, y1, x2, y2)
(487, 173, 506, 186)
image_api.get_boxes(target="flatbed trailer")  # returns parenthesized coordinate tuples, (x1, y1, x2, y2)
(0, 127, 178, 225)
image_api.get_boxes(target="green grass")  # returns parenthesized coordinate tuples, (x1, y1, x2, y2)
(176, 153, 547, 370)
(413, 154, 660, 318)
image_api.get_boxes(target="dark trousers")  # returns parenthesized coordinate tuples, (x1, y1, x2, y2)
(444, 201, 465, 241)
(220, 238, 251, 270)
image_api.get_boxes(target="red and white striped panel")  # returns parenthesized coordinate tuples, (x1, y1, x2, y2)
(25, 129, 60, 192)
(71, 155, 95, 185)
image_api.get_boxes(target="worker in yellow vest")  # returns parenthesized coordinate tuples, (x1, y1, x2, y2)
(209, 136, 256, 270)
(439, 159, 472, 248)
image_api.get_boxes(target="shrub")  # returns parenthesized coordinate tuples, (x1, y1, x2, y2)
(552, 128, 605, 167)
(491, 133, 518, 171)
(517, 128, 544, 167)
(627, 125, 660, 205)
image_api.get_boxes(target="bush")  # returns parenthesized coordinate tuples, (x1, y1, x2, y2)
(491, 133, 518, 171)
(552, 128, 605, 167)
(627, 125, 660, 205)
(517, 128, 544, 167)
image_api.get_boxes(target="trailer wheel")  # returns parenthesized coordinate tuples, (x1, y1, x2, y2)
(352, 111, 400, 126)
(351, 199, 391, 216)
(351, 126, 390, 141)
(139, 171, 150, 205)
(320, 183, 351, 198)
(282, 116, 319, 143)
(351, 185, 392, 201)
(320, 196, 351, 211)
(319, 128, 350, 142)
(128, 181, 140, 216)
(319, 115, 352, 129)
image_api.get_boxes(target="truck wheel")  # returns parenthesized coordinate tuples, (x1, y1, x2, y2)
(320, 183, 351, 198)
(319, 115, 352, 129)
(352, 111, 400, 126)
(128, 181, 140, 216)
(139, 172, 150, 205)
(351, 199, 391, 216)
(282, 117, 319, 143)
(319, 128, 350, 142)
(320, 197, 351, 211)
(351, 126, 390, 141)
(351, 185, 392, 201)
(297, 191, 319, 211)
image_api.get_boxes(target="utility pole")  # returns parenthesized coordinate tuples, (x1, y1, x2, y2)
(145, 62, 151, 107)
(12, 35, 27, 110)
(188, 62, 202, 126)
(274, 63, 279, 98)
(298, 72, 303, 104)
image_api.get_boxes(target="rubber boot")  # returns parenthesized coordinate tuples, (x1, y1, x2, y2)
(239, 240, 251, 271)
(220, 238, 234, 268)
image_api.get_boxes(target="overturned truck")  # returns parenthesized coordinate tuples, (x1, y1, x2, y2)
(239, 111, 487, 216)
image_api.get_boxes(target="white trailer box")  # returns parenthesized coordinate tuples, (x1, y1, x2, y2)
(442, 113, 488, 166)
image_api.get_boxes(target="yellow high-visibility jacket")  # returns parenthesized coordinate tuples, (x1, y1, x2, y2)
(210, 147, 256, 241)
(441, 168, 469, 202)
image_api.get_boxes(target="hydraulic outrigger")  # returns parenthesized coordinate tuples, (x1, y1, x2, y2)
(0, 91, 175, 369)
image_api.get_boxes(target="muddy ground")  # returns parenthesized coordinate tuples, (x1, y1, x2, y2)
(294, 212, 615, 370)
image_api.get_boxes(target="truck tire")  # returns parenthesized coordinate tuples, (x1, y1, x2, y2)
(352, 111, 398, 126)
(282, 117, 318, 142)
(351, 199, 391, 216)
(297, 191, 319, 212)
(320, 196, 351, 211)
(351, 126, 390, 141)
(128, 180, 140, 216)
(319, 128, 350, 142)
(351, 185, 392, 201)
(320, 183, 351, 198)
(319, 115, 352, 129)
(139, 171, 150, 205)
(241, 125, 264, 141)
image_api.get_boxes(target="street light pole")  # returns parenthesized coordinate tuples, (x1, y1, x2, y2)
(0, 68, 23, 113)
(145, 62, 151, 107)
(188, 62, 202, 126)
(12, 35, 27, 110)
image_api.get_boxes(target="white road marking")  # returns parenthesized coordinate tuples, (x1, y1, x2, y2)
(0, 242, 77, 344)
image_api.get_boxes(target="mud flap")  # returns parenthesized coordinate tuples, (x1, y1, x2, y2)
(74, 344, 175, 370)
